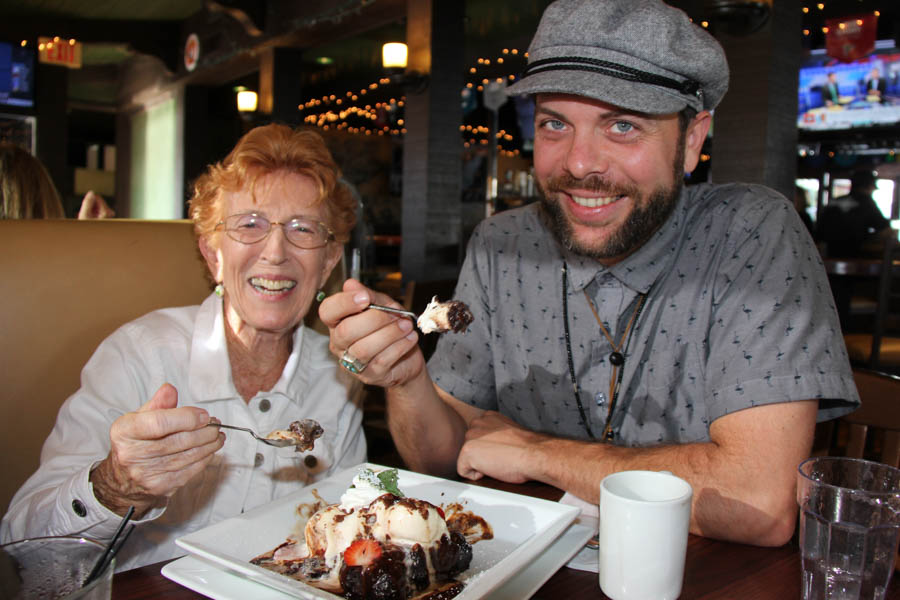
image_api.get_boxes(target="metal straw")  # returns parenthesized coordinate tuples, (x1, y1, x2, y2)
(83, 505, 135, 587)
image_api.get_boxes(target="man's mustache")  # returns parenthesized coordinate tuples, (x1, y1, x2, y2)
(543, 174, 637, 198)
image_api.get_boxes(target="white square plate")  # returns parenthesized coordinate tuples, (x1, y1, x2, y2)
(162, 519, 594, 600)
(175, 463, 581, 599)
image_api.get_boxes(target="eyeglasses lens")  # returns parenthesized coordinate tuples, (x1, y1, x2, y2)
(224, 214, 330, 249)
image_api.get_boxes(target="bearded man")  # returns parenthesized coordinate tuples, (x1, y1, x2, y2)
(321, 0, 858, 546)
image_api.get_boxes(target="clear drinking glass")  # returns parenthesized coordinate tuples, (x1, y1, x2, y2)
(0, 536, 114, 600)
(797, 456, 900, 600)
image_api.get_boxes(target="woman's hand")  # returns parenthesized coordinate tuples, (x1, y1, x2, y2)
(89, 383, 224, 518)
(319, 279, 424, 388)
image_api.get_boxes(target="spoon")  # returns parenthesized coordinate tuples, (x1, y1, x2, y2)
(207, 423, 299, 448)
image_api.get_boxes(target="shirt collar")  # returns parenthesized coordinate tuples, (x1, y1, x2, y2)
(188, 294, 310, 403)
(557, 188, 688, 295)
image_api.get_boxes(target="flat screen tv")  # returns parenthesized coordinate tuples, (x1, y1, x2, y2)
(0, 41, 35, 109)
(797, 43, 900, 132)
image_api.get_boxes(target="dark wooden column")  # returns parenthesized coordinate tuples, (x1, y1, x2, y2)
(259, 47, 304, 126)
(711, 0, 801, 200)
(35, 64, 68, 202)
(400, 0, 465, 283)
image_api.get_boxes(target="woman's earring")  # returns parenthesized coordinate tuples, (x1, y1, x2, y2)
(316, 290, 326, 302)
(215, 283, 225, 298)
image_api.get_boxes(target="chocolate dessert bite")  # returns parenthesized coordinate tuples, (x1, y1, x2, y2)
(416, 297, 473, 334)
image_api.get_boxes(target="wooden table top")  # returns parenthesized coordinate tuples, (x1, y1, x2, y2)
(111, 477, 900, 600)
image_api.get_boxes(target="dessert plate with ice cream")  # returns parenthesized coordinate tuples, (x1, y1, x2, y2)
(174, 463, 579, 600)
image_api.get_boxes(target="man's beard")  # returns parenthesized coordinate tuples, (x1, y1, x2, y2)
(538, 140, 685, 261)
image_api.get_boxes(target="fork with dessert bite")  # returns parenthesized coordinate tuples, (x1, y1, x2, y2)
(367, 297, 473, 334)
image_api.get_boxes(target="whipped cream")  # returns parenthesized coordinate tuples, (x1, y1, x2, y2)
(339, 469, 389, 510)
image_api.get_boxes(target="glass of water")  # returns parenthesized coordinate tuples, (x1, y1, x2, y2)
(797, 456, 900, 600)
(0, 536, 114, 599)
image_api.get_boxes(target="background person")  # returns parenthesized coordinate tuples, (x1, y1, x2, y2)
(0, 141, 65, 219)
(320, 0, 858, 548)
(818, 169, 891, 259)
(0, 142, 116, 219)
(865, 67, 887, 102)
(822, 72, 840, 107)
(1, 124, 365, 570)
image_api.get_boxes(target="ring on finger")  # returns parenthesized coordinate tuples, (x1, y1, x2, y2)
(339, 349, 367, 374)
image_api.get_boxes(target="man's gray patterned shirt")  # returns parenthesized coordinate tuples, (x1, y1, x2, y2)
(427, 183, 859, 446)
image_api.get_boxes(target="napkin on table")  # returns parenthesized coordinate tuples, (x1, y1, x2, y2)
(559, 492, 599, 573)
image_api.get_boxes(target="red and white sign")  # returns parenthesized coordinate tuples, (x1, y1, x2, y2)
(184, 33, 200, 72)
(38, 37, 82, 69)
(826, 14, 877, 63)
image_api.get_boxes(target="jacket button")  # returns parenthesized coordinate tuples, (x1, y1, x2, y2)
(72, 499, 87, 517)
(254, 453, 264, 467)
(259, 399, 271, 412)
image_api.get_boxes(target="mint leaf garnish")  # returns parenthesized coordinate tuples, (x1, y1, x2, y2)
(376, 468, 404, 497)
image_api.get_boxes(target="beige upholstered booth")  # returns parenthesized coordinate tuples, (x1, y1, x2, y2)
(0, 220, 211, 513)
(0, 219, 345, 514)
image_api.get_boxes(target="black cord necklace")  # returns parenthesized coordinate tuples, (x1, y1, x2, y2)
(562, 261, 648, 441)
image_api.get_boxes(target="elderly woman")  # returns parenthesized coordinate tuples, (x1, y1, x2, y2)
(0, 124, 365, 570)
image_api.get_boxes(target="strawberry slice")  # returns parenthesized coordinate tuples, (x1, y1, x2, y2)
(343, 539, 382, 567)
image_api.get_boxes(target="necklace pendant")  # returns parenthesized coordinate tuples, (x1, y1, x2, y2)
(609, 351, 625, 366)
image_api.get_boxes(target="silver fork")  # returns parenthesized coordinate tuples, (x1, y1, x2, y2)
(206, 423, 297, 448)
(367, 303, 417, 321)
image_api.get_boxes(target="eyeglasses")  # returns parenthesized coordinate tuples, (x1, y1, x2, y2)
(217, 213, 335, 249)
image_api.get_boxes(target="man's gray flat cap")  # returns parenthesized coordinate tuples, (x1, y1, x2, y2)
(507, 0, 730, 114)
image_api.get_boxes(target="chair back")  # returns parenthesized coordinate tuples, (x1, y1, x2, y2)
(841, 368, 900, 468)
(843, 237, 900, 371)
(868, 238, 900, 369)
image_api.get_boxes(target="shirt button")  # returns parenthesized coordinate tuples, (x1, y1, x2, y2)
(71, 499, 87, 517)
(254, 453, 264, 467)
(259, 399, 271, 412)
(304, 455, 318, 469)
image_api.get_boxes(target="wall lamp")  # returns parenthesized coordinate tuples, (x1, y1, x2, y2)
(382, 42, 428, 93)
(235, 87, 258, 117)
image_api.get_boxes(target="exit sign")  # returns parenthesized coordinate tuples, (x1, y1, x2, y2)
(38, 37, 82, 69)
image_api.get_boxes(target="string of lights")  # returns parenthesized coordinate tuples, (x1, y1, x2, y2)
(297, 47, 528, 154)
(18, 36, 78, 50)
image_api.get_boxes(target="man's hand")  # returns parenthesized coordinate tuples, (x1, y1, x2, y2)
(319, 279, 423, 388)
(89, 383, 224, 517)
(456, 411, 546, 483)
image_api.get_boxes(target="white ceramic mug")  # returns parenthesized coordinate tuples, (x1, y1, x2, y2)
(598, 470, 693, 600)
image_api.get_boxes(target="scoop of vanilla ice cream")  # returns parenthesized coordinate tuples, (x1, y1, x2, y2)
(385, 502, 447, 545)
(305, 505, 365, 566)
(366, 496, 448, 546)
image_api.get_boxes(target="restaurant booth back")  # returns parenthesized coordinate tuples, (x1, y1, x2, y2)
(0, 220, 211, 513)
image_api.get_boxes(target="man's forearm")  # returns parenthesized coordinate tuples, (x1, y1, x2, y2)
(385, 373, 469, 477)
(523, 435, 801, 547)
